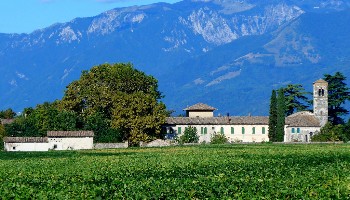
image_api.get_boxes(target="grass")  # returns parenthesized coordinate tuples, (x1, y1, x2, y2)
(0, 144, 350, 199)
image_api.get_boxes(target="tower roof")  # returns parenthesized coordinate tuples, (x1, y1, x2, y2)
(313, 79, 328, 84)
(184, 103, 216, 111)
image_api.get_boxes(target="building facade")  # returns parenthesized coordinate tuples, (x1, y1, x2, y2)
(164, 79, 328, 143)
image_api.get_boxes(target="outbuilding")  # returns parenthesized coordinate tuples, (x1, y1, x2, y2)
(3, 137, 49, 152)
(47, 131, 94, 150)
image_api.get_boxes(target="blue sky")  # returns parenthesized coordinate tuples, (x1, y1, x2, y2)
(0, 0, 182, 34)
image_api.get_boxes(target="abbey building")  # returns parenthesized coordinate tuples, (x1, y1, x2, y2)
(164, 79, 328, 143)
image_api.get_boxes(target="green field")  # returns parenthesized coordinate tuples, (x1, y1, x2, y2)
(1, 144, 350, 199)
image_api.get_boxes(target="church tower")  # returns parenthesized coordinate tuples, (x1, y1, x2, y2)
(313, 79, 328, 127)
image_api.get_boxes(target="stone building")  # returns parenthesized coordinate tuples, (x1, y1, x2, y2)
(284, 79, 328, 142)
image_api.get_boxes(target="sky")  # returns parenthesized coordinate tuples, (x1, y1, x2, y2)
(0, 0, 182, 34)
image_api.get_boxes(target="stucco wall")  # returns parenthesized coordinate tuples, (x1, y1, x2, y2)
(4, 143, 49, 152)
(188, 111, 214, 118)
(168, 124, 269, 143)
(284, 127, 320, 142)
(49, 137, 93, 150)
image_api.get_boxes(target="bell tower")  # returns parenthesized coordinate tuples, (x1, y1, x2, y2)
(313, 79, 328, 127)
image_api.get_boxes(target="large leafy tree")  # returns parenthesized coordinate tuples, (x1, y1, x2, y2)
(283, 84, 311, 116)
(276, 88, 286, 142)
(60, 63, 167, 145)
(324, 72, 350, 125)
(268, 90, 277, 142)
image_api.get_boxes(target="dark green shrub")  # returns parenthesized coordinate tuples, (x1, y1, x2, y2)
(210, 133, 228, 144)
(179, 126, 199, 143)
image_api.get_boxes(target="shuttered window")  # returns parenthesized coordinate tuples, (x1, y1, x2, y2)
(220, 127, 224, 134)
(242, 127, 245, 134)
(262, 127, 265, 134)
(231, 127, 234, 134)
(178, 127, 182, 134)
(252, 127, 256, 134)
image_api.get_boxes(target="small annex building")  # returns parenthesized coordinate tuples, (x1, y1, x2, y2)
(3, 131, 94, 151)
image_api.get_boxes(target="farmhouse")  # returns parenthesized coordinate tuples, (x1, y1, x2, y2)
(3, 131, 94, 151)
(164, 79, 328, 143)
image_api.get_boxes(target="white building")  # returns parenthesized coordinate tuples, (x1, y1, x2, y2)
(47, 131, 94, 150)
(165, 103, 269, 143)
(3, 131, 94, 151)
(3, 137, 49, 152)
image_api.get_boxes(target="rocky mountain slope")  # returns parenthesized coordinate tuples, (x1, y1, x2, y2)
(0, 0, 349, 115)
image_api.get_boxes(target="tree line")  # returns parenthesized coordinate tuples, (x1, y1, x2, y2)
(268, 72, 350, 142)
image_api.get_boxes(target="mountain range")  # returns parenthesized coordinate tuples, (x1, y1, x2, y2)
(1, 0, 350, 116)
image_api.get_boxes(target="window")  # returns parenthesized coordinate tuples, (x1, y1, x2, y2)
(262, 127, 265, 134)
(220, 127, 224, 134)
(231, 127, 234, 134)
(292, 128, 295, 133)
(201, 127, 204, 135)
(252, 127, 256, 134)
(297, 128, 300, 133)
(321, 89, 325, 96)
(204, 127, 207, 134)
(13, 147, 16, 150)
(318, 89, 322, 96)
(242, 127, 245, 134)
(53, 144, 57, 149)
(178, 127, 182, 134)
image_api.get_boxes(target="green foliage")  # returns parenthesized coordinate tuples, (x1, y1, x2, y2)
(324, 72, 350, 125)
(0, 125, 5, 150)
(84, 112, 122, 143)
(311, 122, 347, 142)
(283, 84, 311, 116)
(276, 88, 286, 142)
(60, 63, 167, 144)
(1, 145, 350, 198)
(5, 102, 80, 137)
(210, 133, 228, 144)
(179, 126, 199, 143)
(268, 90, 277, 142)
(0, 108, 16, 119)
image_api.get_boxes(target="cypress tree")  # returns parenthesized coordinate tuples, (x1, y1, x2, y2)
(268, 90, 277, 142)
(276, 88, 286, 142)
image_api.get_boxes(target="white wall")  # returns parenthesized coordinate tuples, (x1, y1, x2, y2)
(4, 143, 49, 152)
(188, 111, 214, 118)
(171, 124, 269, 143)
(284, 127, 320, 142)
(49, 137, 93, 150)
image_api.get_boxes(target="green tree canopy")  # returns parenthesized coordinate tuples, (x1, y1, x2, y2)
(283, 84, 311, 116)
(59, 63, 167, 145)
(324, 72, 350, 125)
(60, 63, 162, 119)
(0, 108, 16, 119)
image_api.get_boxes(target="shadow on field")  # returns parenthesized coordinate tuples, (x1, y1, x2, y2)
(80, 151, 138, 157)
(0, 151, 78, 160)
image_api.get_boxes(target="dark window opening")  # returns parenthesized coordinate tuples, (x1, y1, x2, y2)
(53, 144, 57, 149)
(318, 89, 322, 96)
(13, 147, 16, 150)
(321, 89, 325, 96)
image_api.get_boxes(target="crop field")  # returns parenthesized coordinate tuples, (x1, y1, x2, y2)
(1, 144, 350, 199)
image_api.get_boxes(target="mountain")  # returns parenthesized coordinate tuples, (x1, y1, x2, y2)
(1, 0, 350, 116)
